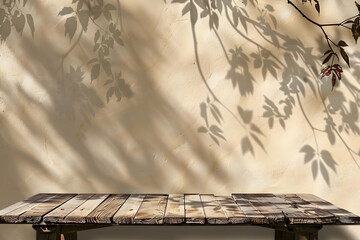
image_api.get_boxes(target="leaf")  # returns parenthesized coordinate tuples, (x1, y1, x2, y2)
(241, 137, 254, 155)
(64, 16, 77, 40)
(338, 40, 348, 47)
(322, 49, 332, 57)
(320, 150, 337, 173)
(91, 63, 100, 81)
(200, 102, 208, 127)
(78, 10, 89, 31)
(12, 12, 25, 33)
(94, 30, 100, 43)
(59, 7, 74, 16)
(209, 125, 225, 141)
(279, 119, 285, 129)
(113, 34, 124, 46)
(190, 1, 198, 25)
(250, 133, 265, 152)
(356, 1, 360, 13)
(104, 4, 116, 11)
(237, 106, 252, 124)
(331, 73, 336, 89)
(340, 48, 350, 67)
(197, 126, 208, 133)
(0, 9, 5, 23)
(114, 88, 122, 101)
(101, 60, 112, 76)
(23, 0, 28, 7)
(26, 14, 35, 38)
(209, 133, 220, 145)
(182, 2, 191, 15)
(319, 161, 330, 186)
(265, 4, 274, 12)
(268, 117, 274, 128)
(106, 87, 115, 103)
(300, 144, 315, 163)
(103, 10, 112, 21)
(250, 124, 264, 135)
(322, 53, 332, 65)
(0, 19, 11, 42)
(314, 0, 320, 13)
(312, 160, 318, 180)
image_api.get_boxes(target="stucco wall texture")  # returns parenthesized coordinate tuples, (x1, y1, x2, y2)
(0, 0, 359, 239)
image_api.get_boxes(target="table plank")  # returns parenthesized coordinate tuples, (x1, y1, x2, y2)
(200, 194, 228, 224)
(298, 194, 360, 224)
(0, 194, 56, 223)
(216, 196, 249, 224)
(279, 194, 337, 224)
(265, 194, 319, 224)
(232, 194, 268, 224)
(134, 194, 168, 224)
(64, 194, 109, 223)
(113, 194, 145, 224)
(240, 194, 285, 224)
(43, 194, 94, 223)
(18, 194, 76, 223)
(86, 194, 129, 223)
(0, 194, 47, 216)
(164, 194, 185, 224)
(185, 194, 205, 224)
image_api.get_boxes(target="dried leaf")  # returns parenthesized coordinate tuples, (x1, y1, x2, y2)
(338, 40, 348, 47)
(340, 47, 350, 67)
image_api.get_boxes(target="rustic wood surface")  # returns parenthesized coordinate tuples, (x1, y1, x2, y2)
(1, 193, 359, 226)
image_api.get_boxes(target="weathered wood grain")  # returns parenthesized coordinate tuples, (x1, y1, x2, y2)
(43, 194, 94, 223)
(113, 194, 145, 224)
(298, 194, 360, 224)
(232, 194, 268, 224)
(278, 194, 337, 224)
(216, 196, 249, 224)
(0, 194, 46, 216)
(200, 194, 228, 224)
(0, 194, 57, 223)
(184, 194, 205, 224)
(86, 194, 129, 224)
(64, 194, 109, 223)
(240, 194, 285, 224)
(134, 194, 168, 224)
(164, 194, 185, 224)
(264, 194, 318, 225)
(18, 194, 76, 223)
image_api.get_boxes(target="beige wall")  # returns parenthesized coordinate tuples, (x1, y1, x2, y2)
(1, 0, 360, 239)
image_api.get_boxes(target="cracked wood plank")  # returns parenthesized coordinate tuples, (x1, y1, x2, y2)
(43, 194, 94, 223)
(113, 194, 145, 224)
(164, 194, 185, 224)
(134, 194, 168, 224)
(86, 194, 129, 223)
(216, 196, 249, 224)
(64, 194, 109, 223)
(298, 194, 360, 224)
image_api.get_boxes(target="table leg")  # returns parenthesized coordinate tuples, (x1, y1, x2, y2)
(34, 225, 61, 240)
(33, 225, 77, 240)
(61, 232, 77, 240)
(275, 226, 321, 240)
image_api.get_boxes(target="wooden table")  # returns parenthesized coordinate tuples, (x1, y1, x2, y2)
(1, 193, 360, 240)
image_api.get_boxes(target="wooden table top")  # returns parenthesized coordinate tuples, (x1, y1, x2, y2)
(0, 193, 359, 226)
